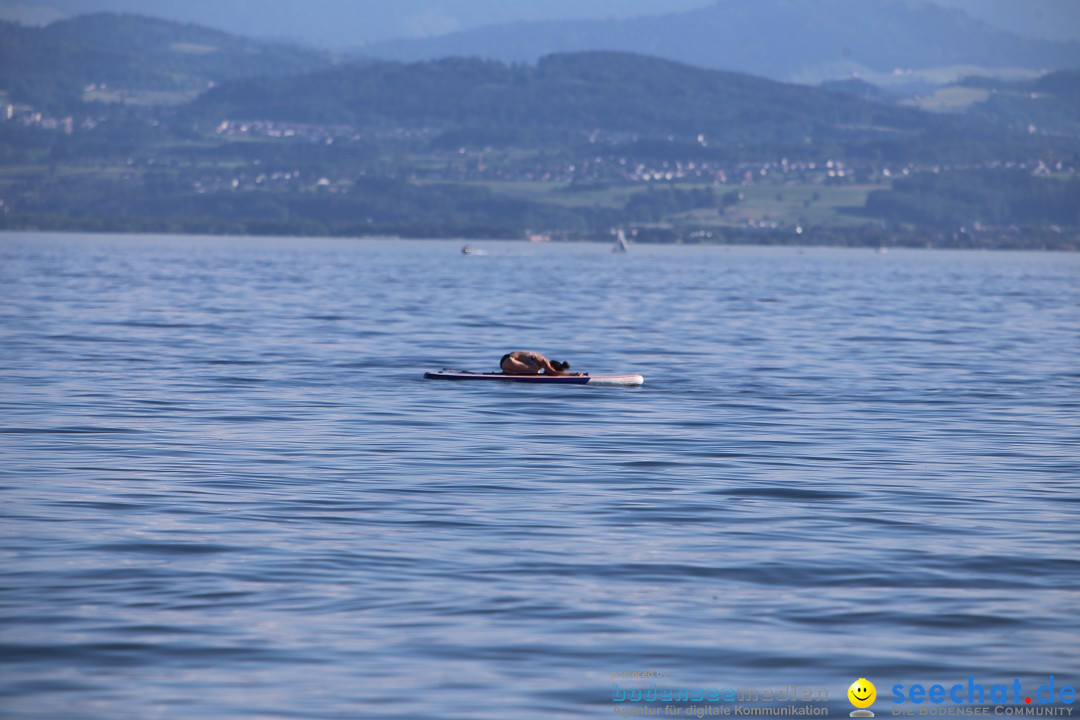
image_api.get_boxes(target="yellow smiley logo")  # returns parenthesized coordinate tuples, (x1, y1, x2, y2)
(848, 678, 877, 709)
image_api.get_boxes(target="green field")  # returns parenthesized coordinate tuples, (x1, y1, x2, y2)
(709, 183, 883, 228)
(902, 87, 991, 114)
(468, 179, 885, 228)
(82, 88, 201, 106)
(482, 182, 644, 209)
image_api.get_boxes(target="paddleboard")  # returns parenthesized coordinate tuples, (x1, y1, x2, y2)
(424, 370, 644, 387)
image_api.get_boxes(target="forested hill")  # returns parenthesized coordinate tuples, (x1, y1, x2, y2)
(0, 14, 334, 110)
(956, 71, 1080, 137)
(193, 52, 964, 153)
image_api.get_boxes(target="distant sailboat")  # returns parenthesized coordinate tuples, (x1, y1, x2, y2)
(613, 228, 630, 253)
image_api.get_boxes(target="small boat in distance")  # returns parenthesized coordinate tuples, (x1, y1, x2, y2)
(461, 244, 487, 256)
(613, 228, 630, 254)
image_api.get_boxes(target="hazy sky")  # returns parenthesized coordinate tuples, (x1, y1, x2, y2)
(1, 0, 1077, 45)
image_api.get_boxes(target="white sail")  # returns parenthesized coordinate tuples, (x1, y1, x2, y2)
(613, 229, 630, 253)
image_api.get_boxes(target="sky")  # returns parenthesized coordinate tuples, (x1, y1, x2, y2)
(1, 0, 1078, 45)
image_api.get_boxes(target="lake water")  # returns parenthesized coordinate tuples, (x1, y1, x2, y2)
(1, 233, 1078, 719)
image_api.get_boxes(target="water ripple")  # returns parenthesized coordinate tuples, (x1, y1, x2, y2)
(1, 235, 1077, 719)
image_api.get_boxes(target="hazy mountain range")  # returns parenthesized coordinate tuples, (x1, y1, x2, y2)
(1, 0, 1079, 48)
(2, 10, 1076, 243)
(3, 9, 1077, 142)
(363, 0, 1080, 84)
(0, 0, 711, 45)
(1, 1, 1076, 90)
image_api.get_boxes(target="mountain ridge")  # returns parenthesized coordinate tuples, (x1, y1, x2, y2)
(362, 0, 1080, 83)
(4, 0, 1080, 46)
(188, 49, 1048, 167)
(192, 50, 938, 138)
(0, 12, 334, 109)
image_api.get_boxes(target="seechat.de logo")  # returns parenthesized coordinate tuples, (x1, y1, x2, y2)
(848, 678, 877, 717)
(890, 676, 1077, 706)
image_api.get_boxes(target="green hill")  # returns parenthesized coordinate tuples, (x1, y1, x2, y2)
(957, 71, 1080, 137)
(194, 51, 988, 161)
(0, 13, 333, 110)
(866, 169, 1080, 229)
(1, 16, 1075, 245)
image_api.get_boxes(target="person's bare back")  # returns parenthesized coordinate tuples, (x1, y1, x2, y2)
(500, 351, 581, 376)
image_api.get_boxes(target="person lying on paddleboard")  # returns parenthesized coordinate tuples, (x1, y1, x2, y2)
(500, 351, 583, 376)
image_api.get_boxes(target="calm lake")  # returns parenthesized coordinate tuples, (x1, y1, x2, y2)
(1, 233, 1078, 719)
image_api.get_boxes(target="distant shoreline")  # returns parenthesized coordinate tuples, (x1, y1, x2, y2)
(2, 228, 1076, 252)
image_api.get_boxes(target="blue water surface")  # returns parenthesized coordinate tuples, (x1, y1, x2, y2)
(1, 233, 1078, 719)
